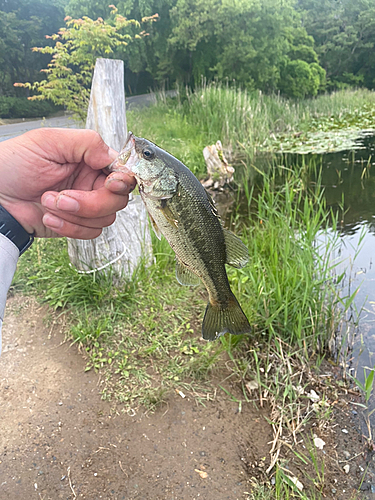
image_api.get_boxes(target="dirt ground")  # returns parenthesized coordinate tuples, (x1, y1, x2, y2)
(0, 295, 373, 500)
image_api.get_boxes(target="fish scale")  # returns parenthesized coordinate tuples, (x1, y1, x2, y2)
(109, 132, 251, 341)
(154, 175, 228, 297)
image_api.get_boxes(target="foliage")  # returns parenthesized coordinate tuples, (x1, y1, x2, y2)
(165, 0, 324, 96)
(0, 0, 66, 96)
(279, 60, 323, 98)
(15, 7, 156, 121)
(64, 0, 324, 98)
(0, 96, 58, 119)
(296, 0, 375, 90)
(2, 0, 375, 103)
(65, 0, 172, 94)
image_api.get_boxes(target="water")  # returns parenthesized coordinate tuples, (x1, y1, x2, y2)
(316, 136, 375, 380)
(217, 134, 375, 398)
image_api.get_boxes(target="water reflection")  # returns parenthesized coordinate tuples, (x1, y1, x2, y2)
(219, 134, 375, 386)
(288, 135, 375, 394)
(322, 135, 375, 233)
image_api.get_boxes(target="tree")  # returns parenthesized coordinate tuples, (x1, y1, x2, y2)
(65, 0, 172, 93)
(63, 0, 326, 97)
(297, 0, 375, 89)
(16, 7, 156, 120)
(0, 0, 66, 95)
(279, 60, 323, 98)
(165, 0, 324, 95)
(0, 12, 25, 94)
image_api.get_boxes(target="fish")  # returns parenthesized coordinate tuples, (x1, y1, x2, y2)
(108, 132, 251, 341)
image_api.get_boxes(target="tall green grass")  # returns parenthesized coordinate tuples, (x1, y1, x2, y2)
(13, 163, 346, 403)
(229, 171, 341, 350)
(127, 84, 375, 176)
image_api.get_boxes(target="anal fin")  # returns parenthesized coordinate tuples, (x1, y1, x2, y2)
(176, 260, 200, 286)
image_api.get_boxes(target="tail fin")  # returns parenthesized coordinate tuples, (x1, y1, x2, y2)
(202, 294, 251, 341)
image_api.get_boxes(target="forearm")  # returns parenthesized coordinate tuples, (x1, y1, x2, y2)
(0, 234, 19, 354)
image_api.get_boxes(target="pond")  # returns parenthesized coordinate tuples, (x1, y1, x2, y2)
(279, 134, 375, 405)
(221, 133, 375, 402)
(317, 135, 375, 385)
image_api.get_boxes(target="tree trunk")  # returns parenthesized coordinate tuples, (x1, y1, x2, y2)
(67, 58, 152, 280)
(202, 140, 234, 190)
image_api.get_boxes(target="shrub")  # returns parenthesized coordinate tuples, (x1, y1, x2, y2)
(0, 96, 58, 119)
(280, 60, 322, 98)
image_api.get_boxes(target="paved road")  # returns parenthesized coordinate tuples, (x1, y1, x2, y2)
(0, 91, 176, 142)
(0, 115, 80, 142)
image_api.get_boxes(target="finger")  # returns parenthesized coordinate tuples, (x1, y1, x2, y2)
(42, 210, 116, 229)
(42, 213, 104, 240)
(41, 188, 129, 218)
(104, 172, 137, 194)
(28, 128, 119, 169)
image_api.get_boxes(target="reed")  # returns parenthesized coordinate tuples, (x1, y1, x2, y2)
(208, 160, 349, 361)
(12, 88, 367, 498)
(127, 85, 375, 175)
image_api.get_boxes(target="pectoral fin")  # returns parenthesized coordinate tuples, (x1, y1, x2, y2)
(158, 201, 179, 229)
(224, 228, 249, 269)
(148, 213, 162, 240)
(175, 260, 201, 286)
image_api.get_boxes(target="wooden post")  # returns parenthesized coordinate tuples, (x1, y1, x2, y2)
(67, 58, 153, 279)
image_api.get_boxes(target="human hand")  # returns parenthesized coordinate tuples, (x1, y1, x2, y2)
(0, 128, 135, 239)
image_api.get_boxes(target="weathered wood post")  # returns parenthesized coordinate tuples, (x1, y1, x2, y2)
(67, 58, 153, 279)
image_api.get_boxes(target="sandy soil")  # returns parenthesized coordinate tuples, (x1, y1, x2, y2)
(0, 296, 272, 500)
(0, 295, 372, 500)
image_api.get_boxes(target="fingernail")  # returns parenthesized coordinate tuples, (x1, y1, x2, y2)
(42, 194, 57, 210)
(56, 195, 80, 212)
(43, 213, 63, 229)
(106, 178, 128, 193)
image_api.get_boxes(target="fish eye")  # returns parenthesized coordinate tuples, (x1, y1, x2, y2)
(143, 148, 155, 160)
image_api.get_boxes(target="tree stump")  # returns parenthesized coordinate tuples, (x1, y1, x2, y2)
(67, 58, 152, 279)
(201, 140, 234, 190)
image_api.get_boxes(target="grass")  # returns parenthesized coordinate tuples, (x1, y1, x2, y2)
(13, 164, 344, 406)
(13, 164, 357, 497)
(127, 84, 375, 176)
(12, 86, 373, 498)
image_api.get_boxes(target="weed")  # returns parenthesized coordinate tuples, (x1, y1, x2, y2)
(11, 88, 370, 498)
(350, 365, 375, 407)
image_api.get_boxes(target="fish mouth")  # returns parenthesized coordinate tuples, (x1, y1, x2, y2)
(106, 131, 137, 176)
(122, 131, 135, 150)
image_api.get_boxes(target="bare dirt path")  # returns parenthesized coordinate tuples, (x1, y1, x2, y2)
(0, 295, 271, 500)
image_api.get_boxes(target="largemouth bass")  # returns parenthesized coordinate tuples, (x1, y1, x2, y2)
(109, 132, 251, 341)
